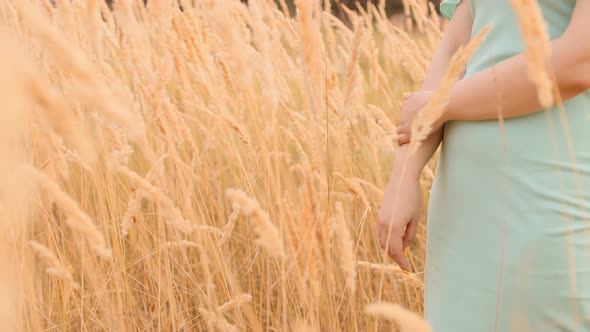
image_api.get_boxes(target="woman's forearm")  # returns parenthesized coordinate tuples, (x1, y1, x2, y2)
(394, 36, 460, 179)
(393, 129, 444, 180)
(397, 33, 459, 178)
(392, 2, 473, 178)
(445, 23, 590, 122)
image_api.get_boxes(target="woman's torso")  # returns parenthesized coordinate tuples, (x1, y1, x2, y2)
(431, 0, 590, 272)
(466, 0, 576, 76)
(441, 0, 590, 179)
(425, 3, 590, 330)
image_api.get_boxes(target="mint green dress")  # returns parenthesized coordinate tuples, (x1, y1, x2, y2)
(426, 1, 590, 331)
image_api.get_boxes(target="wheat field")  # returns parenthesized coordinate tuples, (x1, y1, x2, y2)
(0, 0, 448, 330)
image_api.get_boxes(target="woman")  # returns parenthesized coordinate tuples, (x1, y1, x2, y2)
(378, 0, 590, 330)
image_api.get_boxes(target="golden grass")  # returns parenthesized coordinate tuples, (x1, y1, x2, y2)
(0, 0, 452, 330)
(509, 0, 554, 108)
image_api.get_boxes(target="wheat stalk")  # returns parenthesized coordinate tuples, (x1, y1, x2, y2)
(226, 189, 285, 259)
(23, 166, 112, 258)
(29, 240, 80, 290)
(217, 293, 252, 313)
(356, 261, 423, 289)
(509, 0, 554, 108)
(333, 172, 371, 210)
(333, 202, 357, 292)
(365, 302, 432, 332)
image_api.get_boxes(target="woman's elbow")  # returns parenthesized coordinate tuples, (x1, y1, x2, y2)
(567, 59, 590, 93)
(576, 61, 590, 92)
(560, 46, 590, 94)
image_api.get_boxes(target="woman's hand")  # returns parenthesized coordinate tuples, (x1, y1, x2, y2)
(377, 167, 421, 271)
(396, 91, 442, 146)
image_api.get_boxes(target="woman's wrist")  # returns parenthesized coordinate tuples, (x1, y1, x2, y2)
(393, 148, 423, 181)
(442, 85, 458, 122)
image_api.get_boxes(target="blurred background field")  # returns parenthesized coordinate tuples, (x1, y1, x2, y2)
(0, 0, 444, 330)
(102, 0, 442, 17)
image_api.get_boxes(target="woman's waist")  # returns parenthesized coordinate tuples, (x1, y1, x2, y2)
(436, 116, 590, 209)
(441, 108, 590, 167)
(444, 93, 590, 148)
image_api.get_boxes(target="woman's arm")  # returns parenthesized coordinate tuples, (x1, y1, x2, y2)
(377, 2, 473, 270)
(395, 3, 474, 179)
(396, 1, 590, 144)
(398, 0, 590, 139)
(444, 1, 590, 122)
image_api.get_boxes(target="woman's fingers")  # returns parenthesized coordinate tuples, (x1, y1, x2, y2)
(388, 240, 410, 271)
(378, 221, 410, 271)
(397, 133, 410, 145)
(396, 123, 408, 135)
(396, 122, 411, 146)
(402, 218, 418, 249)
(377, 220, 390, 253)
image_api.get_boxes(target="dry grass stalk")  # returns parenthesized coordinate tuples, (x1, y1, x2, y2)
(217, 293, 252, 313)
(509, 0, 554, 108)
(355, 178, 385, 199)
(198, 307, 237, 332)
(120, 191, 142, 236)
(368, 104, 397, 136)
(164, 240, 199, 249)
(15, 1, 146, 141)
(226, 189, 285, 259)
(367, 32, 380, 87)
(221, 111, 251, 145)
(292, 320, 319, 332)
(280, 126, 308, 164)
(333, 172, 371, 210)
(365, 302, 432, 332)
(342, 18, 365, 120)
(197, 225, 225, 238)
(111, 163, 196, 234)
(26, 73, 97, 166)
(295, 0, 324, 92)
(23, 166, 112, 258)
(119, 153, 167, 236)
(388, 26, 429, 82)
(29, 241, 80, 290)
(333, 202, 357, 292)
(356, 261, 423, 289)
(219, 204, 240, 246)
